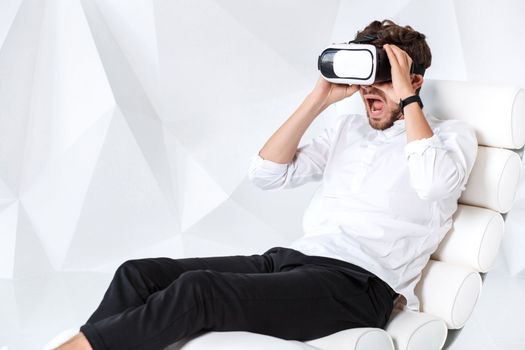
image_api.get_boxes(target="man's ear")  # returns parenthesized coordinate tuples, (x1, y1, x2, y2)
(411, 74, 424, 91)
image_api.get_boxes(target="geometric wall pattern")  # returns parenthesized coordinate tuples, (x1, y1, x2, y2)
(1, 0, 525, 286)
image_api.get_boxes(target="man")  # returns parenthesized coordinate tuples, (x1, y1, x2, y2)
(56, 19, 477, 350)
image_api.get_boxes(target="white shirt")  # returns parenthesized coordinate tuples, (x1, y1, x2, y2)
(247, 113, 478, 312)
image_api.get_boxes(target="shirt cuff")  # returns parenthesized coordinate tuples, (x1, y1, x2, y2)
(250, 153, 289, 173)
(404, 134, 446, 159)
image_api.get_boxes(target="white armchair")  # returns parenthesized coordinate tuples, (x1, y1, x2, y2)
(43, 80, 525, 350)
(166, 79, 525, 350)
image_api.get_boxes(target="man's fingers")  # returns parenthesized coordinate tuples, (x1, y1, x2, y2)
(387, 44, 412, 69)
(387, 44, 405, 65)
(384, 44, 399, 68)
(348, 84, 359, 95)
(344, 84, 359, 98)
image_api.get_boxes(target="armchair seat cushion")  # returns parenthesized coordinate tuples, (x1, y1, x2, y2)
(167, 328, 395, 350)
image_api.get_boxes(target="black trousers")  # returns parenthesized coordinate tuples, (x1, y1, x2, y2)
(80, 246, 398, 350)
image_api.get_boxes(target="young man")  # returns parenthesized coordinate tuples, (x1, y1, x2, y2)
(56, 20, 477, 350)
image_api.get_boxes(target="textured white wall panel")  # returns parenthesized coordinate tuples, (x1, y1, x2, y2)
(0, 0, 524, 280)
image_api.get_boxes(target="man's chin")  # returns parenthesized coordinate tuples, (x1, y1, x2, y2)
(366, 109, 402, 130)
(367, 113, 391, 130)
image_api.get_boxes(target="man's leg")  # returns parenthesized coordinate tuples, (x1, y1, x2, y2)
(79, 262, 392, 350)
(85, 250, 274, 324)
(56, 249, 277, 350)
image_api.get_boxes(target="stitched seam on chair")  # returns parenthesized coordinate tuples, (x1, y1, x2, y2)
(406, 319, 446, 349)
(477, 214, 498, 271)
(355, 329, 373, 348)
(450, 272, 481, 327)
(355, 329, 392, 349)
(496, 153, 512, 213)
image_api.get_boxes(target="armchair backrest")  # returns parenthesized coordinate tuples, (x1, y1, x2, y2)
(413, 79, 525, 328)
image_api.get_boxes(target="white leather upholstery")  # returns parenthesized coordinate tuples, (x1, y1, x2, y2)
(432, 204, 504, 272)
(459, 146, 522, 213)
(420, 80, 525, 149)
(415, 260, 482, 329)
(304, 328, 394, 350)
(165, 329, 394, 350)
(166, 331, 321, 350)
(385, 308, 447, 350)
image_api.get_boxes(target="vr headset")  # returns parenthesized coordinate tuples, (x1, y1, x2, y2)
(317, 34, 425, 85)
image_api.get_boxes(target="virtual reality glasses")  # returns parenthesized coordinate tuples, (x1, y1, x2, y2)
(317, 35, 425, 85)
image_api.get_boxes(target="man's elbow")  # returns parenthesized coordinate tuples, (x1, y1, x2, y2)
(247, 172, 287, 191)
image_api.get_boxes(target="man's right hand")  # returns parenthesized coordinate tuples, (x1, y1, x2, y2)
(309, 75, 359, 110)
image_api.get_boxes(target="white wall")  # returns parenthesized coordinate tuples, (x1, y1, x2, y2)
(0, 0, 524, 280)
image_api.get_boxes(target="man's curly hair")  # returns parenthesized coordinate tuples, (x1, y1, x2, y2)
(354, 19, 432, 76)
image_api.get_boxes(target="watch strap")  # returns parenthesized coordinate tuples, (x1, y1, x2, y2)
(399, 95, 423, 113)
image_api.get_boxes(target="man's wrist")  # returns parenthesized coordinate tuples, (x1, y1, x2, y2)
(400, 95, 423, 114)
(305, 93, 329, 114)
(399, 89, 416, 100)
(402, 101, 422, 115)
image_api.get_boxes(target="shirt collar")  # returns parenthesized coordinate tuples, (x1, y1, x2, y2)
(375, 118, 406, 139)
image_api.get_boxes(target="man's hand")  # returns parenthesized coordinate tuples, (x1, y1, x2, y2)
(383, 44, 417, 100)
(384, 43, 433, 142)
(309, 75, 359, 110)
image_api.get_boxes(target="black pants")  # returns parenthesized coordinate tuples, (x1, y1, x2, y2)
(80, 246, 398, 350)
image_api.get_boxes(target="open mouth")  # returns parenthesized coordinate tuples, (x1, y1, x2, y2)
(364, 94, 386, 117)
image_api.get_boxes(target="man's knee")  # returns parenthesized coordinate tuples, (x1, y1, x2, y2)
(113, 259, 150, 281)
(177, 270, 216, 295)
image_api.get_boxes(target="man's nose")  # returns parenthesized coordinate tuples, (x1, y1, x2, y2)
(361, 85, 378, 94)
(362, 83, 387, 94)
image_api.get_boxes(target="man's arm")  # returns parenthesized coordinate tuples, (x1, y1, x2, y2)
(400, 96, 478, 201)
(258, 77, 358, 164)
(384, 44, 478, 201)
(402, 101, 434, 142)
(257, 93, 327, 164)
(403, 121, 478, 201)
(383, 43, 433, 143)
(248, 77, 358, 191)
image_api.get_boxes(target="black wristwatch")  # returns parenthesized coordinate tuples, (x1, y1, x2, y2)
(399, 95, 423, 114)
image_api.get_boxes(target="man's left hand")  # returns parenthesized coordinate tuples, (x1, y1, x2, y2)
(384, 44, 416, 100)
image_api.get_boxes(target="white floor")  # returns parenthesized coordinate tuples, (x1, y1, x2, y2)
(1, 253, 524, 350)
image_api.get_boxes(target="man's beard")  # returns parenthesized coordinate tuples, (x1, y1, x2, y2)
(367, 105, 402, 130)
